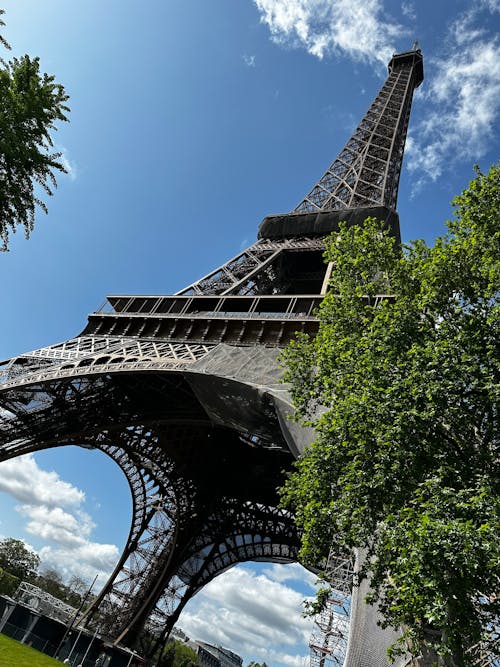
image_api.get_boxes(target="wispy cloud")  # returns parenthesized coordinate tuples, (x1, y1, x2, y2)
(254, 1, 499, 190)
(406, 8, 500, 191)
(243, 53, 256, 67)
(58, 145, 78, 181)
(401, 2, 416, 21)
(478, 0, 500, 12)
(0, 454, 118, 584)
(253, 0, 404, 66)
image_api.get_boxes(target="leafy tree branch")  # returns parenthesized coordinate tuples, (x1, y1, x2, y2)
(0, 9, 69, 251)
(281, 163, 500, 664)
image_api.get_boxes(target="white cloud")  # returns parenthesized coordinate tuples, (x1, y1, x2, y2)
(262, 562, 317, 586)
(253, 0, 404, 65)
(179, 565, 315, 667)
(406, 11, 500, 190)
(58, 145, 78, 181)
(478, 0, 500, 12)
(39, 543, 119, 584)
(243, 54, 256, 67)
(401, 2, 416, 21)
(18, 504, 95, 548)
(0, 454, 120, 585)
(0, 454, 85, 508)
(253, 1, 499, 189)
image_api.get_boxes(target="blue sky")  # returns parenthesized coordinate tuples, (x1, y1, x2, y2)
(0, 1, 499, 666)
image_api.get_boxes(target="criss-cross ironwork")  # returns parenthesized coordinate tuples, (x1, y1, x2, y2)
(294, 49, 423, 214)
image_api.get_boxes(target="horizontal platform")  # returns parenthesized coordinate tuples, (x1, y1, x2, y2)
(83, 311, 320, 346)
(98, 293, 323, 317)
(83, 293, 392, 346)
(258, 206, 400, 242)
(389, 48, 424, 87)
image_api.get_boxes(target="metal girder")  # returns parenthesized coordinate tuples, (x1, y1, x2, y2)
(176, 237, 325, 297)
(146, 497, 301, 651)
(0, 370, 298, 654)
(14, 582, 79, 624)
(0, 336, 213, 390)
(294, 49, 423, 214)
(177, 241, 282, 296)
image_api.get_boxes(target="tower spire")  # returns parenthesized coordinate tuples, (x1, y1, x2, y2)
(293, 48, 423, 214)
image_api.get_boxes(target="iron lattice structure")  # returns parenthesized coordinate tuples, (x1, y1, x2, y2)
(0, 47, 431, 664)
(294, 48, 423, 214)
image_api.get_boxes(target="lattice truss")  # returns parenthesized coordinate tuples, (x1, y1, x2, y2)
(76, 428, 186, 643)
(0, 370, 300, 652)
(147, 496, 301, 650)
(79, 425, 301, 649)
(0, 336, 213, 390)
(177, 237, 325, 296)
(294, 51, 422, 214)
(14, 582, 78, 624)
(310, 552, 354, 667)
(109, 433, 297, 648)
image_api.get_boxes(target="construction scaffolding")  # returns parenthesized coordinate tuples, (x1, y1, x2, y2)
(13, 581, 78, 624)
(309, 552, 354, 667)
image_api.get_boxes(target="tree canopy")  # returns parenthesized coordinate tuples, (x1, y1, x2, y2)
(0, 9, 69, 251)
(0, 537, 40, 581)
(281, 164, 499, 664)
(159, 639, 199, 667)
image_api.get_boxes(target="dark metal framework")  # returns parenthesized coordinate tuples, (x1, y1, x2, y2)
(294, 49, 423, 213)
(0, 46, 432, 662)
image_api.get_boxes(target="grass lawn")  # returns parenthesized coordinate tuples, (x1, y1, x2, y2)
(0, 632, 62, 666)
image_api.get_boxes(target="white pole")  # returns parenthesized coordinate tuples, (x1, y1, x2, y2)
(80, 625, 100, 665)
(67, 625, 84, 661)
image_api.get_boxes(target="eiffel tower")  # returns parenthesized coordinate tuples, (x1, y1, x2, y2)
(0, 46, 423, 657)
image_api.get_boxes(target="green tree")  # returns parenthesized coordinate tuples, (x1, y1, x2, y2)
(0, 537, 40, 581)
(281, 164, 500, 665)
(36, 567, 67, 600)
(65, 573, 87, 606)
(0, 566, 20, 596)
(159, 639, 199, 667)
(0, 9, 69, 251)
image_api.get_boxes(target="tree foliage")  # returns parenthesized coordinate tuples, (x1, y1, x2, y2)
(159, 639, 199, 667)
(281, 164, 500, 664)
(0, 9, 69, 251)
(0, 566, 20, 597)
(34, 567, 87, 607)
(0, 537, 40, 581)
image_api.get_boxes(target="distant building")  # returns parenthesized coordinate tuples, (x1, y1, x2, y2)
(170, 626, 190, 643)
(188, 640, 221, 667)
(196, 641, 243, 667)
(176, 630, 243, 667)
